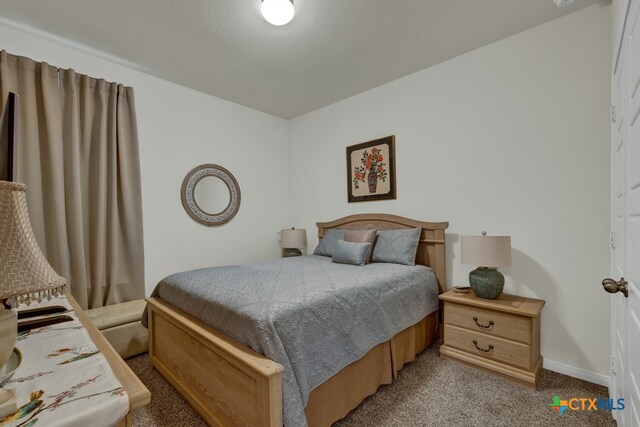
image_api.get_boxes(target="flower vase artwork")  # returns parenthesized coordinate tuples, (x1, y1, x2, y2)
(353, 147, 388, 193)
(346, 136, 396, 202)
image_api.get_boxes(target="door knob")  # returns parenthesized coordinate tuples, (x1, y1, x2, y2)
(602, 278, 628, 298)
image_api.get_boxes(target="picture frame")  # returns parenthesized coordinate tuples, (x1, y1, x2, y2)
(346, 135, 396, 203)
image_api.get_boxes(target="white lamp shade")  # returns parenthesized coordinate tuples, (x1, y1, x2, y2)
(280, 228, 307, 249)
(461, 235, 511, 268)
(261, 0, 295, 26)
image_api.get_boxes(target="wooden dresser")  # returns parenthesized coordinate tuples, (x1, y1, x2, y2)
(439, 290, 545, 387)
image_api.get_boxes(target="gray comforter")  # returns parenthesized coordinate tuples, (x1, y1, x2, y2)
(144, 255, 439, 426)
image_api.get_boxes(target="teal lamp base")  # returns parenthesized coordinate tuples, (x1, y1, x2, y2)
(469, 267, 504, 299)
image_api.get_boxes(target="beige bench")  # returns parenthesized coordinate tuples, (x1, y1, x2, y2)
(85, 299, 148, 359)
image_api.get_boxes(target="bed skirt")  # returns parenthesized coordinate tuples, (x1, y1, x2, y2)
(305, 312, 438, 427)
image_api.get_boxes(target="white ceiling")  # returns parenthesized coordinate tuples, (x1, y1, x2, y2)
(0, 0, 604, 119)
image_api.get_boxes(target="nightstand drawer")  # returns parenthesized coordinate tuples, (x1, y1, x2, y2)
(444, 324, 531, 370)
(445, 303, 531, 344)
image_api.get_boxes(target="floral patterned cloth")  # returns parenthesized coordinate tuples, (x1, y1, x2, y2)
(1, 296, 129, 427)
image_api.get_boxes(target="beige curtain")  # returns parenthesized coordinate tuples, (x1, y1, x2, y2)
(0, 50, 145, 309)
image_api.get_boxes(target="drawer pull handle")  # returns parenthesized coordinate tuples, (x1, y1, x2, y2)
(473, 316, 494, 329)
(473, 340, 494, 353)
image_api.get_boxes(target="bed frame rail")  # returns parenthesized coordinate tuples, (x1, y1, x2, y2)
(147, 297, 283, 427)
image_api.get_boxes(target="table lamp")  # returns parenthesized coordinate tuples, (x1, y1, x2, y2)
(280, 228, 307, 257)
(461, 232, 511, 299)
(0, 181, 67, 374)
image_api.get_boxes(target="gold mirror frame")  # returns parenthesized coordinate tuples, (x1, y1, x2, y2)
(180, 164, 241, 226)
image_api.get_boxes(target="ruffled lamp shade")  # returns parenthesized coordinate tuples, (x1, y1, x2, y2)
(0, 180, 66, 307)
(0, 180, 67, 372)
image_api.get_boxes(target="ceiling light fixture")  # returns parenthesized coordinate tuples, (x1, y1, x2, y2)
(261, 0, 294, 26)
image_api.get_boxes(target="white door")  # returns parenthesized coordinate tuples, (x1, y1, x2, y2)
(609, 0, 640, 425)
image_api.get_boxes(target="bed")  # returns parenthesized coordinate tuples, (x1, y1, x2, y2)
(145, 213, 448, 426)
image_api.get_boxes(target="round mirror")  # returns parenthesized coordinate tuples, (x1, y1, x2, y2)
(181, 164, 241, 226)
(193, 176, 230, 214)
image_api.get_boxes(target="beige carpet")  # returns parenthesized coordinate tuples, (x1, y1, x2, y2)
(126, 344, 615, 426)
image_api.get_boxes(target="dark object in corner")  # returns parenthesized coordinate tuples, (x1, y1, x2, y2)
(0, 92, 18, 182)
(17, 315, 73, 333)
(17, 305, 68, 320)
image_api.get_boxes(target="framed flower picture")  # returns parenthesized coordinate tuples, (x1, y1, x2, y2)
(346, 135, 396, 203)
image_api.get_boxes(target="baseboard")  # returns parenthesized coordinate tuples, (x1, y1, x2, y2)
(543, 358, 610, 388)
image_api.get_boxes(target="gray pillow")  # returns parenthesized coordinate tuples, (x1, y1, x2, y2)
(332, 240, 372, 266)
(313, 229, 347, 257)
(371, 228, 422, 266)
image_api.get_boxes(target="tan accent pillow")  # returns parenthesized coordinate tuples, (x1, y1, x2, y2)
(345, 229, 377, 263)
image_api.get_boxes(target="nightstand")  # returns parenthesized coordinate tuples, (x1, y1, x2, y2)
(439, 290, 545, 387)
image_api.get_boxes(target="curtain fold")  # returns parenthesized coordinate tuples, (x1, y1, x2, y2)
(0, 50, 145, 309)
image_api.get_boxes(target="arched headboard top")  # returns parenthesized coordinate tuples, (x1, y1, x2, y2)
(316, 213, 448, 293)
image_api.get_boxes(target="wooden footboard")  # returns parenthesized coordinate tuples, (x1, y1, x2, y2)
(146, 297, 284, 427)
(148, 295, 438, 427)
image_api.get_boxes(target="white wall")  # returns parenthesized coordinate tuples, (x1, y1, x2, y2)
(289, 4, 612, 379)
(611, 0, 629, 60)
(0, 23, 290, 295)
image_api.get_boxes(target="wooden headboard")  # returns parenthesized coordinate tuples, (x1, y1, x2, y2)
(316, 213, 448, 293)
